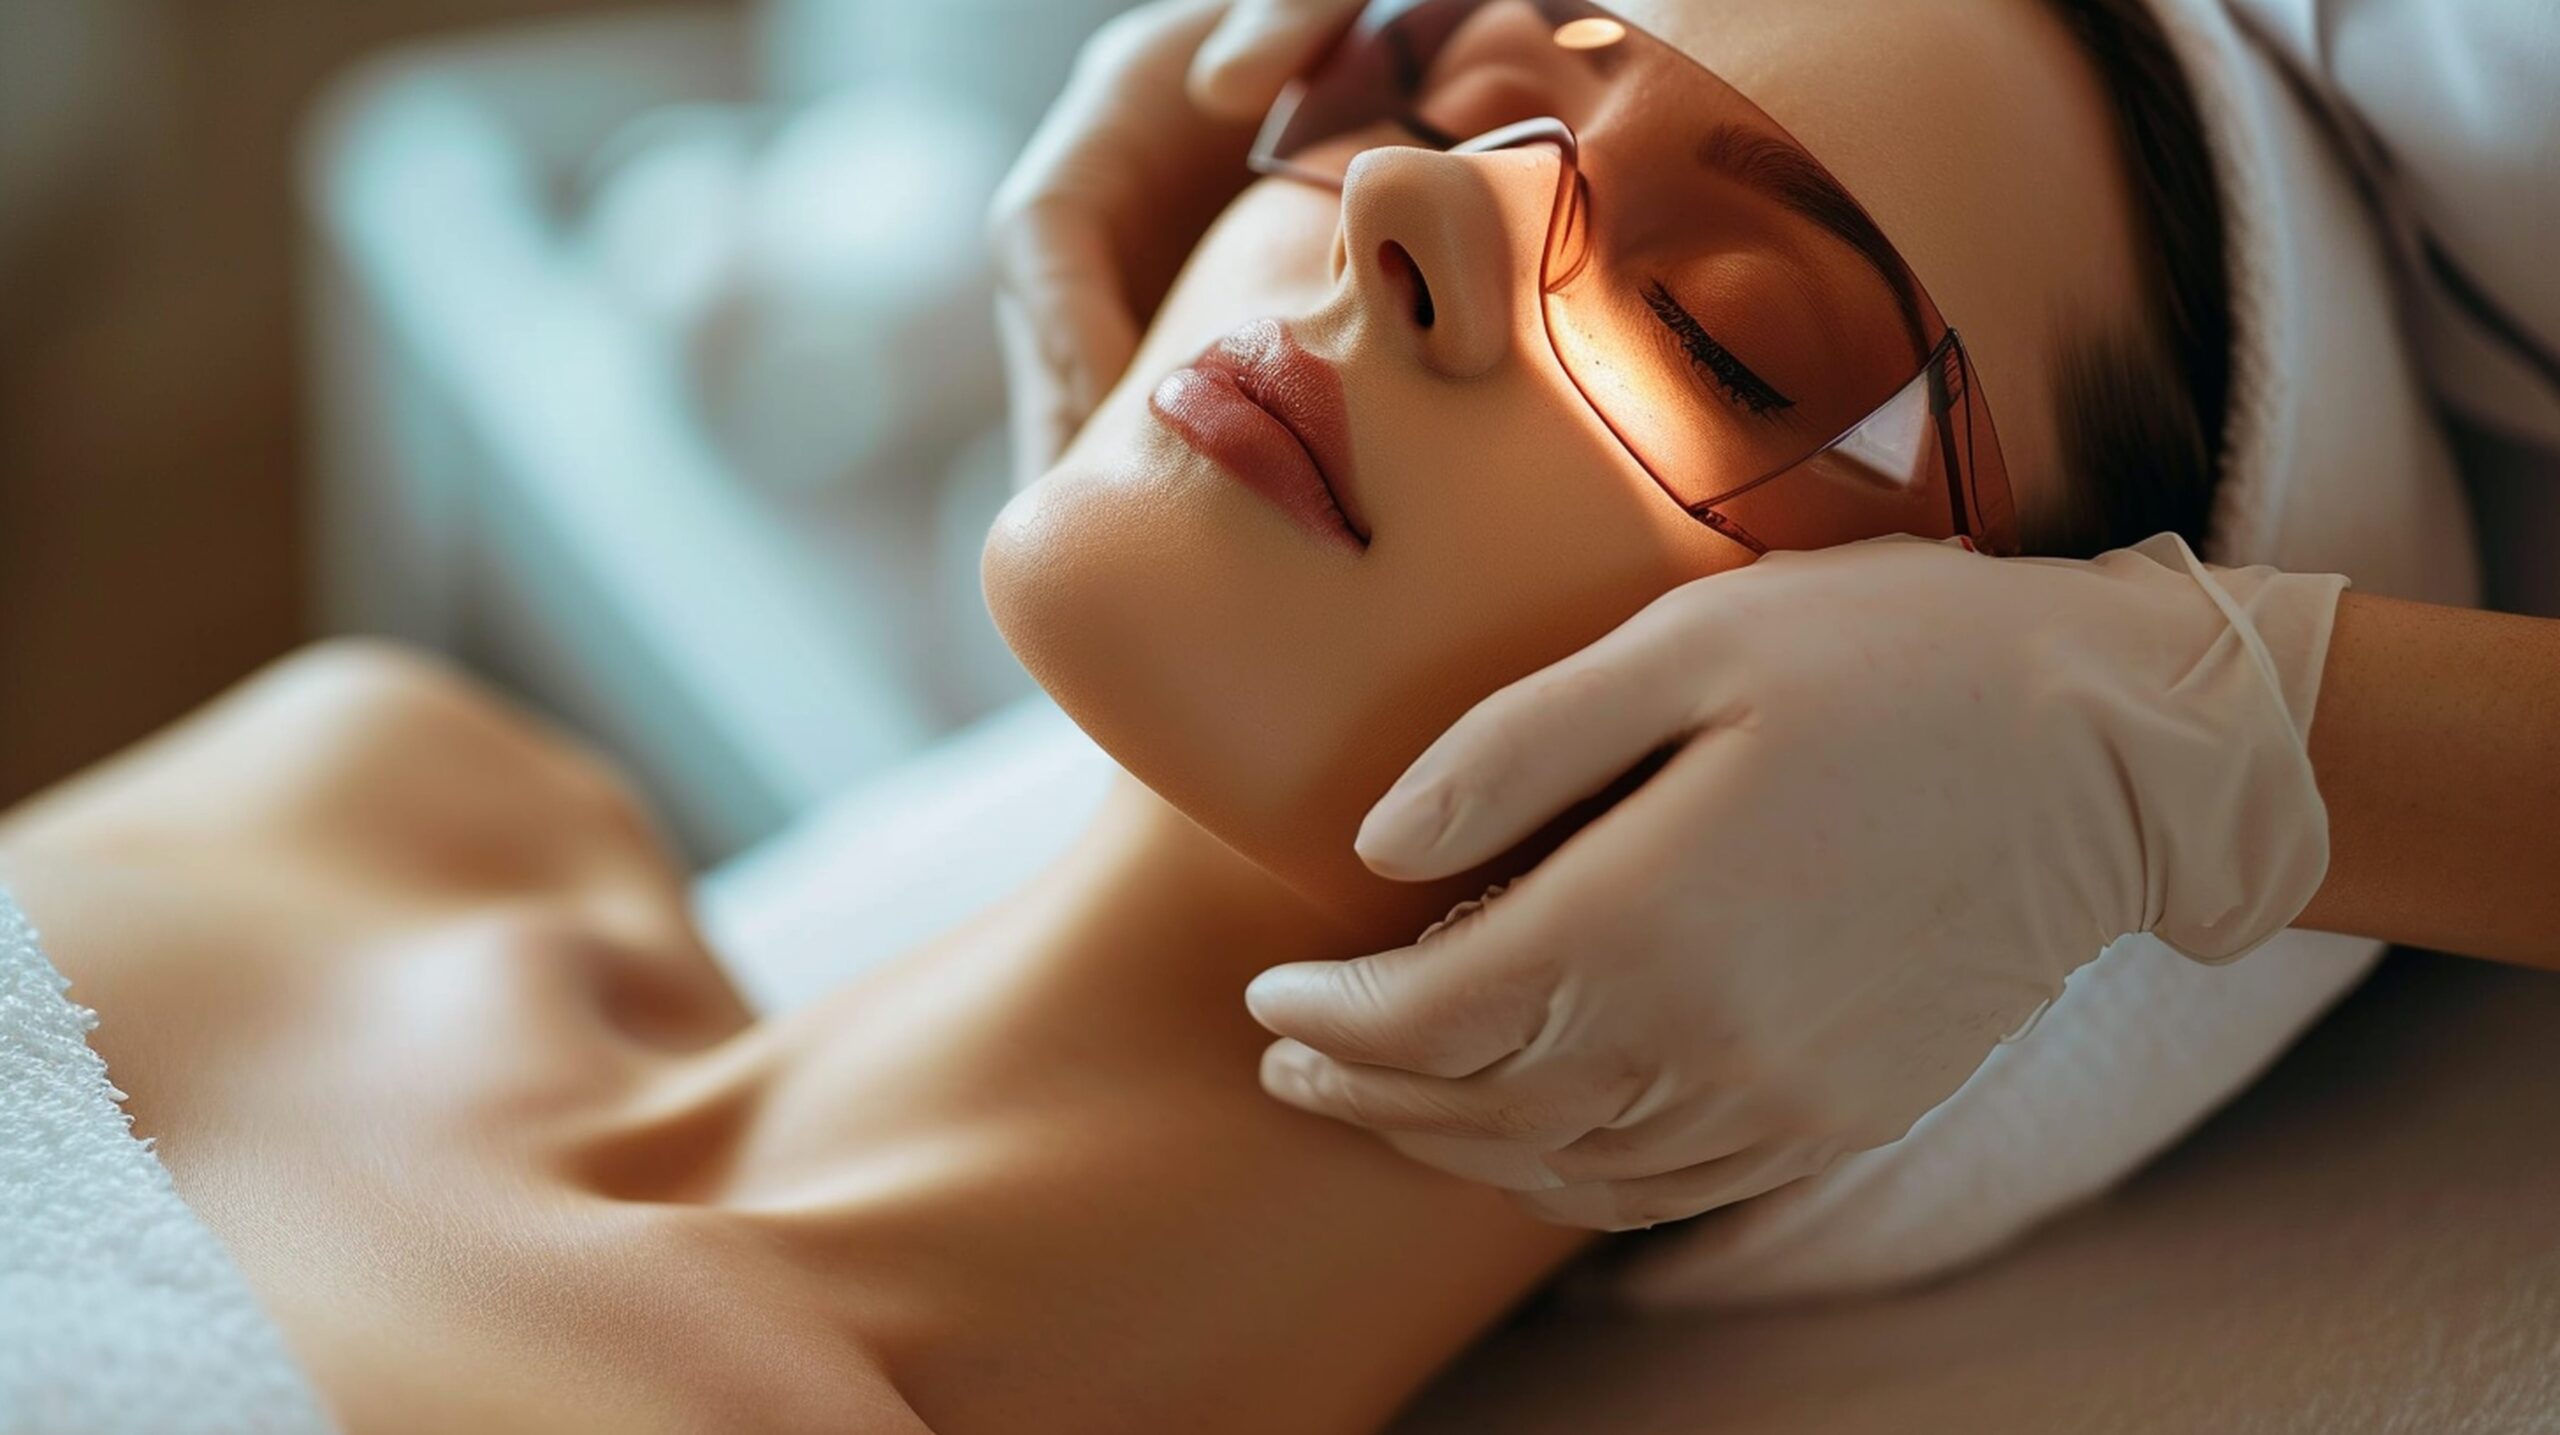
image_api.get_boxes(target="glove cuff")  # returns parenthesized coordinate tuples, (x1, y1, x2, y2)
(2127, 535, 2350, 964)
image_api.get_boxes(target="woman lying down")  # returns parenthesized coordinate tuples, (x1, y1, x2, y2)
(0, 0, 2407, 1429)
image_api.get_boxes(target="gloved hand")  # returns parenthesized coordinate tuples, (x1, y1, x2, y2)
(989, 0, 1368, 484)
(1246, 536, 2350, 1231)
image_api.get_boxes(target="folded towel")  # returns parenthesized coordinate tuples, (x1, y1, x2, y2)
(0, 885, 336, 1435)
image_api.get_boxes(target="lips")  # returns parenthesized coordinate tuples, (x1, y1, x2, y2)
(1150, 320, 1368, 553)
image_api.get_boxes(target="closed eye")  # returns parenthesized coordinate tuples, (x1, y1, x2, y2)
(1642, 281, 1796, 419)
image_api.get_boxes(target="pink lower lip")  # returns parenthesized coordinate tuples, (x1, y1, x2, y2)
(1150, 326, 1366, 554)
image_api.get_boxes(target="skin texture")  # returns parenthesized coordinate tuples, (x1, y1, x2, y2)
(2299, 594, 2560, 967)
(0, 3, 2150, 1429)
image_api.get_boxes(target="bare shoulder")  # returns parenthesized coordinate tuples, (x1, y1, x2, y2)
(0, 640, 682, 898)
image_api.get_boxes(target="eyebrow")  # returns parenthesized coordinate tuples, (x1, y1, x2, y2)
(1694, 123, 1932, 362)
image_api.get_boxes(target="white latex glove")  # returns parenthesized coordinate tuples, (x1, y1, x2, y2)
(988, 0, 1368, 485)
(1246, 536, 2350, 1231)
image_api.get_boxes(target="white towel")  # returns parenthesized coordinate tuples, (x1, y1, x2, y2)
(0, 886, 336, 1435)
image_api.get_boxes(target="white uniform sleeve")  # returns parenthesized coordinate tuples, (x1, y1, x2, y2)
(2225, 0, 2560, 452)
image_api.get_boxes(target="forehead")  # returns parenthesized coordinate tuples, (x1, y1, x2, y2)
(1611, 0, 2144, 498)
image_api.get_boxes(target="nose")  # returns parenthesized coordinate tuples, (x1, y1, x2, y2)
(1337, 144, 1561, 381)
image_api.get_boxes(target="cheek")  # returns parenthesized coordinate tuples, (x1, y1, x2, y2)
(1273, 380, 1746, 909)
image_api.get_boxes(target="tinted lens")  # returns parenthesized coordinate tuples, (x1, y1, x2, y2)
(1695, 336, 2015, 554)
(1252, 0, 2019, 556)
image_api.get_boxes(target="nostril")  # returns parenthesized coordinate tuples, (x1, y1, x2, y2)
(1378, 241, 1436, 330)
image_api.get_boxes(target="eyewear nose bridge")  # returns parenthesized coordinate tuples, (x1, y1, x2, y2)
(1249, 112, 1579, 190)
(1445, 115, 1580, 165)
(1252, 115, 1596, 290)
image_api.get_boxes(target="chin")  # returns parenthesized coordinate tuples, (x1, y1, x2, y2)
(982, 438, 1420, 928)
(983, 440, 1306, 787)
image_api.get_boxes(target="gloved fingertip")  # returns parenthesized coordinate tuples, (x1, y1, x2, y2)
(1244, 963, 1322, 1028)
(1191, 2, 1330, 122)
(1353, 780, 1458, 879)
(1256, 1038, 1319, 1094)
(1186, 41, 1278, 122)
(1513, 1182, 1626, 1233)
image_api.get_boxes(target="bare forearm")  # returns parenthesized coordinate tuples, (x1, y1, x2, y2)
(2298, 592, 2560, 967)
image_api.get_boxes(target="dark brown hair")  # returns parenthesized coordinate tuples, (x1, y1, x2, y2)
(2031, 0, 2234, 558)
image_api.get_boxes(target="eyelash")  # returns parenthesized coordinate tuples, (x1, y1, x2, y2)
(1641, 281, 1795, 419)
(1393, 110, 1464, 150)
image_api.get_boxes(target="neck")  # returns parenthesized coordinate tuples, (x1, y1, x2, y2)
(1020, 773, 1375, 997)
(695, 783, 1590, 1431)
(683, 772, 1378, 1201)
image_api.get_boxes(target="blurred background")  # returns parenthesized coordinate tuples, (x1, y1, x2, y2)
(0, 0, 1141, 858)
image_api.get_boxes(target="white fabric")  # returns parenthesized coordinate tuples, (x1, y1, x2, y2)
(701, 698, 1117, 1013)
(1597, 931, 2381, 1306)
(0, 887, 336, 1435)
(1605, 0, 2485, 1306)
(2228, 0, 2560, 617)
(2226, 0, 2560, 454)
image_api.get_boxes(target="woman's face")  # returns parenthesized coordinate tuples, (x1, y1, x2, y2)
(985, 0, 2145, 928)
